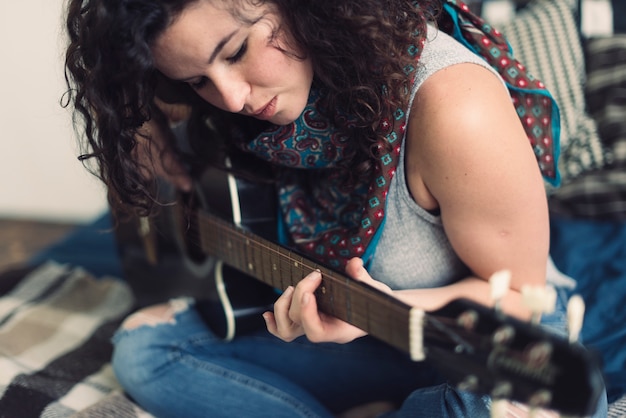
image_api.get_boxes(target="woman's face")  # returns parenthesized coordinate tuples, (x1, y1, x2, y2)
(152, 0, 314, 125)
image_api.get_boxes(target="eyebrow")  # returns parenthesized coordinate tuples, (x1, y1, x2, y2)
(175, 28, 240, 83)
(208, 29, 239, 64)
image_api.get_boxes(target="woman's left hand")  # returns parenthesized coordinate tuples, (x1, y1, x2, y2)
(263, 258, 392, 344)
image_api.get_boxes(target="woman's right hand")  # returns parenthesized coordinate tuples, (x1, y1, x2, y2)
(133, 100, 193, 192)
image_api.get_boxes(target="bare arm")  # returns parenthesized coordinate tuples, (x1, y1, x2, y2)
(400, 63, 550, 319)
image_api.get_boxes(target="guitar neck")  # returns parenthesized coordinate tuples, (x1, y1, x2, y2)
(194, 209, 424, 359)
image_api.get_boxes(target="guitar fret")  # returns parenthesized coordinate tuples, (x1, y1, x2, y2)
(291, 253, 305, 288)
(236, 231, 247, 273)
(250, 238, 262, 278)
(245, 237, 253, 273)
(279, 250, 292, 290)
(268, 242, 282, 289)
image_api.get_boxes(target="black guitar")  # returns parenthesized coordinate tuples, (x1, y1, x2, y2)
(166, 162, 604, 417)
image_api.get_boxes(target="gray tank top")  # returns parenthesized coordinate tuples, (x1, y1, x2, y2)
(367, 26, 574, 290)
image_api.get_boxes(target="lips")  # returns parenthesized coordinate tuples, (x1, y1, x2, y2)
(252, 96, 277, 120)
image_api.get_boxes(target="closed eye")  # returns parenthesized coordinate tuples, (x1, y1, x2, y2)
(188, 77, 209, 90)
(186, 39, 247, 90)
(227, 40, 248, 64)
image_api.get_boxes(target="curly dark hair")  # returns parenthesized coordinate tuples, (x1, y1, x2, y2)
(64, 0, 442, 216)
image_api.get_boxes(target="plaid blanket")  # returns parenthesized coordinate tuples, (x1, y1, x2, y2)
(0, 262, 151, 418)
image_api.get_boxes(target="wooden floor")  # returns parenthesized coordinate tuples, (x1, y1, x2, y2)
(0, 218, 77, 271)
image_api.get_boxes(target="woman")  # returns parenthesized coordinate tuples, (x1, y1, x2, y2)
(64, 0, 606, 416)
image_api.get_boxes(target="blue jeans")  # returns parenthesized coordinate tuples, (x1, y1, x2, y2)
(112, 287, 607, 418)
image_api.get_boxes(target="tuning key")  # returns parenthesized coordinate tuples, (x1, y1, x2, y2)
(492, 399, 558, 418)
(491, 381, 513, 399)
(567, 294, 586, 343)
(521, 285, 557, 324)
(457, 374, 479, 392)
(528, 389, 553, 410)
(457, 309, 479, 331)
(489, 270, 512, 311)
(492, 325, 515, 346)
(491, 399, 508, 418)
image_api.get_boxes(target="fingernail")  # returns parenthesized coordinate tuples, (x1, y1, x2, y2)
(307, 269, 321, 280)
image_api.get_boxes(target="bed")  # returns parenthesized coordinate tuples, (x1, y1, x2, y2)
(1, 0, 625, 416)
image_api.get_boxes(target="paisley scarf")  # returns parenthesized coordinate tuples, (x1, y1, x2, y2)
(236, 0, 560, 269)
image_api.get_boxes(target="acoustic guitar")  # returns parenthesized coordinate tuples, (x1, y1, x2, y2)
(164, 160, 604, 417)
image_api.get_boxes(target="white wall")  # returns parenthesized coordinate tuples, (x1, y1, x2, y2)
(0, 0, 109, 223)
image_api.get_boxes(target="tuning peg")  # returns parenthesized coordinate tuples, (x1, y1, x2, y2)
(521, 285, 557, 324)
(567, 294, 585, 343)
(489, 270, 511, 311)
(491, 399, 508, 418)
(492, 400, 558, 418)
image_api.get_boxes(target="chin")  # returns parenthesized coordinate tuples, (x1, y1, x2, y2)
(270, 112, 300, 126)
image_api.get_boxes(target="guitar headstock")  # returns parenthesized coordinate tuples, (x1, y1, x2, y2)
(424, 298, 604, 416)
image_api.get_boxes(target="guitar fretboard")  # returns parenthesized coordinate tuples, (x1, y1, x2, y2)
(194, 209, 424, 359)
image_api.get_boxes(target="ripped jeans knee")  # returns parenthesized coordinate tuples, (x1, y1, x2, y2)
(111, 297, 204, 390)
(120, 298, 192, 330)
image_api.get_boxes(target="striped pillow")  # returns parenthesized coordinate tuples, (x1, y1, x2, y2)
(548, 35, 626, 220)
(496, 0, 607, 186)
(584, 35, 626, 167)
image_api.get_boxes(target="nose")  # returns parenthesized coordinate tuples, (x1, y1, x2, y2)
(204, 72, 248, 114)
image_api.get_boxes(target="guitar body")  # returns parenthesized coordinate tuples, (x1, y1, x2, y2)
(195, 262, 277, 341)
(176, 157, 280, 341)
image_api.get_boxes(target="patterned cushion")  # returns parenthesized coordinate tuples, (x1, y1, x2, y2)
(496, 0, 607, 186)
(548, 35, 626, 220)
(549, 168, 626, 220)
(584, 35, 626, 167)
(611, 0, 626, 33)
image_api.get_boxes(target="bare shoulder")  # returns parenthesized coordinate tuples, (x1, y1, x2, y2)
(408, 62, 524, 159)
(405, 62, 540, 207)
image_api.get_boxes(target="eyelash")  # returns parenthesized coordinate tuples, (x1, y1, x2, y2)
(189, 78, 208, 90)
(227, 40, 248, 64)
(187, 40, 248, 90)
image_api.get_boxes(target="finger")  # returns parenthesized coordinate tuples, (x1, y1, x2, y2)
(294, 270, 352, 342)
(272, 287, 303, 341)
(263, 311, 278, 336)
(289, 270, 322, 324)
(299, 290, 367, 344)
(273, 285, 294, 324)
(160, 153, 193, 191)
(298, 290, 325, 342)
(345, 258, 393, 294)
(345, 258, 368, 282)
(154, 98, 192, 123)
